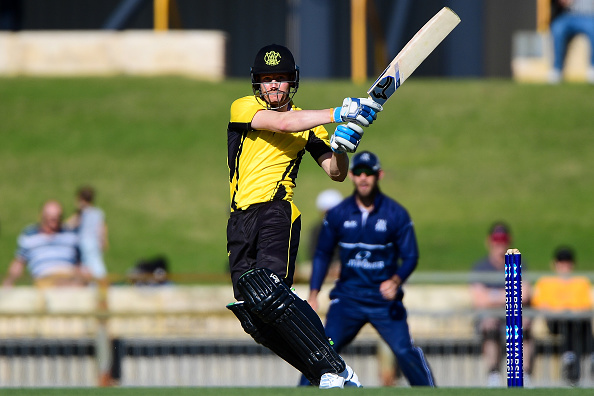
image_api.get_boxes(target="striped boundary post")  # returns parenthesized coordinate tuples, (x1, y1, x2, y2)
(505, 248, 524, 387)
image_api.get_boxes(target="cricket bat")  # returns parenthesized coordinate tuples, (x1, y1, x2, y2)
(367, 7, 461, 105)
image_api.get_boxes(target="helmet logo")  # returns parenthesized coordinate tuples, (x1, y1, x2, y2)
(264, 51, 281, 66)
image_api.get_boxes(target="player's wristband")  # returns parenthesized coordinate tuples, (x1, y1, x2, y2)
(331, 107, 342, 123)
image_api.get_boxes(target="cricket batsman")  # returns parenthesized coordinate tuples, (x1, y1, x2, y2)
(224, 43, 382, 388)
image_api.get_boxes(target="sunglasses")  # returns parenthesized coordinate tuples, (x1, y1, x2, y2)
(352, 167, 377, 176)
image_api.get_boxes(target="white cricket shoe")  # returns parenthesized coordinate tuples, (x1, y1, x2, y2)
(319, 365, 362, 389)
(319, 372, 345, 389)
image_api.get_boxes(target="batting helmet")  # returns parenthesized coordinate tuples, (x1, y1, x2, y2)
(251, 44, 299, 109)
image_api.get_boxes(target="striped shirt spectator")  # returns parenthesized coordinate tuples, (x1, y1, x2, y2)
(16, 223, 80, 279)
(3, 200, 86, 288)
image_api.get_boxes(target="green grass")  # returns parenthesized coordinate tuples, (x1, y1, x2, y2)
(0, 387, 591, 395)
(1, 77, 593, 282)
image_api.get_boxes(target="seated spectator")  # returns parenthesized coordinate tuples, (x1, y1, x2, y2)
(469, 221, 534, 387)
(532, 246, 593, 386)
(549, 0, 594, 84)
(2, 200, 87, 288)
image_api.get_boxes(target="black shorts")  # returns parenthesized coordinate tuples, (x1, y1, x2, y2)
(227, 200, 301, 300)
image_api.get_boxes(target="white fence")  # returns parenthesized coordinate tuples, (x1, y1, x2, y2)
(0, 286, 592, 388)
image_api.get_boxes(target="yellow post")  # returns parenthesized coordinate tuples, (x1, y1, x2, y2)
(351, 0, 367, 84)
(367, 0, 387, 76)
(536, 0, 551, 32)
(154, 0, 169, 31)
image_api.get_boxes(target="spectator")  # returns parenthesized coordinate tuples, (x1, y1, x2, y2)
(532, 246, 593, 386)
(2, 200, 86, 288)
(549, 0, 594, 83)
(67, 185, 108, 281)
(301, 151, 435, 387)
(469, 221, 534, 386)
(66, 186, 112, 386)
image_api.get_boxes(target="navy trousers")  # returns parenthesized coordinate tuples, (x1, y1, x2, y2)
(299, 295, 435, 386)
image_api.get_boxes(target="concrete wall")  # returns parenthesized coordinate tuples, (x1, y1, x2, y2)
(0, 30, 227, 79)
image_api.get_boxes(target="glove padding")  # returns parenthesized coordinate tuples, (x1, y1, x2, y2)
(332, 97, 383, 127)
(330, 122, 364, 154)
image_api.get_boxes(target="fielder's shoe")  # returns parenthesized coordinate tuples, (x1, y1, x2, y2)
(487, 370, 503, 387)
(319, 365, 362, 389)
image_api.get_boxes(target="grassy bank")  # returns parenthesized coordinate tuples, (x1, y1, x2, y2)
(1, 77, 592, 282)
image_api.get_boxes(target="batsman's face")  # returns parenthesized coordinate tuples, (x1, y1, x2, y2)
(259, 73, 290, 106)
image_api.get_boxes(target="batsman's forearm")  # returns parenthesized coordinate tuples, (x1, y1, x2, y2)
(272, 109, 336, 133)
(328, 152, 348, 181)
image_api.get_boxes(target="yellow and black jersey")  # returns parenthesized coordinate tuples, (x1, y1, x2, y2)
(227, 95, 332, 211)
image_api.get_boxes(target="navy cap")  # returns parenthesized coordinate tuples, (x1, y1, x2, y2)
(350, 151, 381, 173)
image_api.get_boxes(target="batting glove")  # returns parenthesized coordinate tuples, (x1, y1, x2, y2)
(330, 122, 364, 154)
(332, 97, 383, 127)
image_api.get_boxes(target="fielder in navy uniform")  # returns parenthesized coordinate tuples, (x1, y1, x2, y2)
(302, 151, 435, 386)
(225, 43, 382, 388)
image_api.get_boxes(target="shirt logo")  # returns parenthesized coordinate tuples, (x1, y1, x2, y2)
(264, 51, 281, 66)
(343, 220, 357, 229)
(347, 250, 385, 270)
(355, 251, 372, 260)
(375, 219, 387, 232)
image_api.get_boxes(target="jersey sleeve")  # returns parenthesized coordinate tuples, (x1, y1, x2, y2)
(229, 96, 265, 126)
(393, 210, 419, 283)
(305, 125, 332, 163)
